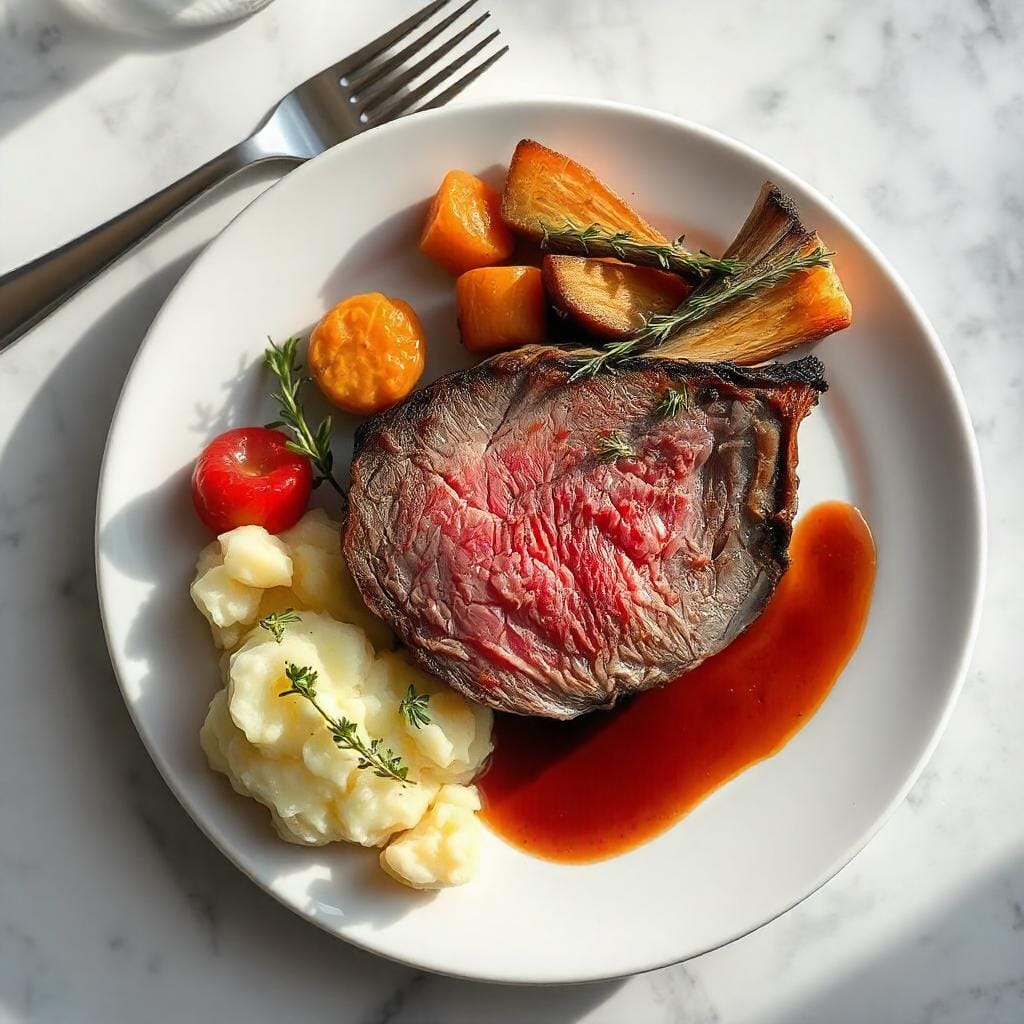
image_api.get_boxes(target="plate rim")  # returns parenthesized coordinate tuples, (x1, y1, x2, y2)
(94, 95, 987, 984)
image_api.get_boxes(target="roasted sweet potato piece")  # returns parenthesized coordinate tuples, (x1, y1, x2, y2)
(542, 255, 691, 340)
(420, 169, 515, 275)
(309, 293, 426, 415)
(457, 266, 547, 354)
(501, 140, 665, 244)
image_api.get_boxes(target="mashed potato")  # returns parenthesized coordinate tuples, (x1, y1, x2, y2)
(190, 508, 394, 652)
(380, 785, 483, 889)
(192, 510, 493, 889)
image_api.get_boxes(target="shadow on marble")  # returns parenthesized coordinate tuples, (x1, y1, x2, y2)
(0, 249, 622, 1023)
(0, 246, 411, 1014)
(780, 853, 1024, 1024)
(0, 0, 245, 141)
(382, 972, 626, 1021)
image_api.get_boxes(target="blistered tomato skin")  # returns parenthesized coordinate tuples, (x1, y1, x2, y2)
(191, 427, 313, 534)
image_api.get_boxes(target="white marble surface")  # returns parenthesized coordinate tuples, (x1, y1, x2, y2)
(0, 0, 1021, 1020)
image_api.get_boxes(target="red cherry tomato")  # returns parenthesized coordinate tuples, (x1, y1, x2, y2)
(191, 427, 313, 534)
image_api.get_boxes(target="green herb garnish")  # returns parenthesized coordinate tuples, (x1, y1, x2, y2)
(539, 220, 740, 279)
(594, 431, 636, 463)
(264, 336, 344, 496)
(258, 608, 300, 644)
(569, 245, 834, 382)
(279, 663, 411, 784)
(399, 685, 432, 730)
(654, 384, 694, 419)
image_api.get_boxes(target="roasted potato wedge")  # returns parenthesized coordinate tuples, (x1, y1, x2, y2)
(543, 256, 691, 340)
(501, 139, 665, 244)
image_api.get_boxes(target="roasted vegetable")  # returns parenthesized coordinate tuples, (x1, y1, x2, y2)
(657, 251, 850, 364)
(539, 222, 738, 280)
(501, 139, 664, 244)
(420, 169, 515, 276)
(542, 255, 691, 340)
(457, 266, 546, 354)
(655, 184, 852, 364)
(309, 293, 425, 415)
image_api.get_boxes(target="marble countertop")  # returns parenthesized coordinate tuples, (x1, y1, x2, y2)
(0, 0, 1021, 1020)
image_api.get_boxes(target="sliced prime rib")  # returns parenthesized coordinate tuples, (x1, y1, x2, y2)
(344, 349, 826, 719)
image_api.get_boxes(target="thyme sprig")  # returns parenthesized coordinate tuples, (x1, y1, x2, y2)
(259, 608, 301, 644)
(279, 663, 411, 784)
(594, 431, 636, 463)
(398, 685, 432, 730)
(654, 384, 694, 419)
(569, 244, 834, 382)
(264, 336, 344, 496)
(539, 220, 740, 279)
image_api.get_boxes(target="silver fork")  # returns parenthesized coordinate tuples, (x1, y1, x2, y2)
(0, 0, 506, 352)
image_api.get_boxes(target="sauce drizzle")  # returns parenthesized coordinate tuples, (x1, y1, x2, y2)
(479, 501, 876, 863)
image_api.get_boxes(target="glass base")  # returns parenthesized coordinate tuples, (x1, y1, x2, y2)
(60, 0, 276, 32)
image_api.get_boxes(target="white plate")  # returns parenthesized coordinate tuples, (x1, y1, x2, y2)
(96, 99, 985, 984)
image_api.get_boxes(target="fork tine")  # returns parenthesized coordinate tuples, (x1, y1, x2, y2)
(414, 45, 508, 113)
(329, 0, 453, 80)
(356, 11, 491, 111)
(365, 30, 502, 124)
(346, 0, 479, 94)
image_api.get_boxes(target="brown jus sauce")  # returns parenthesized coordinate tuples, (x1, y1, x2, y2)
(478, 501, 877, 863)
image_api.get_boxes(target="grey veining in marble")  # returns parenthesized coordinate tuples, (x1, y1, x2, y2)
(0, 0, 1022, 1021)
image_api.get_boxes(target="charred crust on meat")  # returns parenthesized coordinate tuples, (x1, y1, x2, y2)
(345, 348, 824, 719)
(344, 179, 843, 719)
(344, 348, 823, 716)
(538, 352, 828, 395)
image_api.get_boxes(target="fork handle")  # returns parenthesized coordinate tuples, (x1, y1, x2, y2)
(0, 138, 270, 352)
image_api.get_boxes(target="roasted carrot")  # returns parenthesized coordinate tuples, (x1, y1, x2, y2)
(420, 169, 515, 276)
(309, 293, 425, 415)
(501, 139, 665, 244)
(456, 266, 547, 354)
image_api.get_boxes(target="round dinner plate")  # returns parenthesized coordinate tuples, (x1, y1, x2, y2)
(96, 98, 985, 984)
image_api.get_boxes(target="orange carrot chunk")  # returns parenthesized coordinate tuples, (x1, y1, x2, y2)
(420, 170, 515, 276)
(457, 266, 546, 354)
(501, 139, 665, 243)
(309, 293, 425, 416)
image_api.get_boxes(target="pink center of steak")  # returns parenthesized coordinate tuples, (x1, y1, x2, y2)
(344, 351, 823, 718)
(397, 418, 713, 690)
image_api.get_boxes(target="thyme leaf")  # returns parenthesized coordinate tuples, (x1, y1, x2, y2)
(569, 244, 834, 381)
(594, 431, 636, 463)
(258, 608, 300, 644)
(398, 685, 432, 730)
(654, 384, 694, 419)
(264, 337, 345, 496)
(279, 663, 411, 784)
(539, 220, 740, 279)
